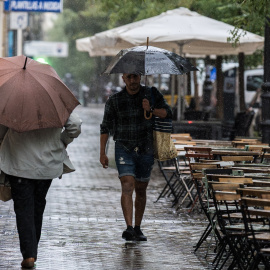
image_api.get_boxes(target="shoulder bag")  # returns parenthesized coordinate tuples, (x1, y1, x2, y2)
(0, 171, 12, 202)
(144, 87, 178, 161)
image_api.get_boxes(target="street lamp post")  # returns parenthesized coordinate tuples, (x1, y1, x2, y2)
(261, 17, 270, 143)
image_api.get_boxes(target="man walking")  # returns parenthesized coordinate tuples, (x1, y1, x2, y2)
(100, 73, 172, 241)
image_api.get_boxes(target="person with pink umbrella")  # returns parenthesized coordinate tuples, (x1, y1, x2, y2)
(0, 56, 82, 269)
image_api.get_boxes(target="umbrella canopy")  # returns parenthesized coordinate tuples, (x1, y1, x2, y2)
(103, 45, 198, 75)
(0, 55, 80, 132)
(76, 7, 264, 57)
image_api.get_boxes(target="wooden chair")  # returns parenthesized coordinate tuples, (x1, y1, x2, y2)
(155, 158, 180, 206)
(244, 145, 269, 162)
(193, 168, 233, 253)
(258, 146, 270, 163)
(155, 155, 191, 207)
(218, 177, 253, 185)
(241, 197, 270, 269)
(182, 147, 214, 211)
(209, 182, 247, 270)
(183, 162, 218, 211)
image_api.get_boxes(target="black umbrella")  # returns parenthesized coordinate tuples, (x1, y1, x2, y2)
(102, 45, 198, 75)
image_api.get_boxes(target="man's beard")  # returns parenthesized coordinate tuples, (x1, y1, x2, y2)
(129, 83, 139, 91)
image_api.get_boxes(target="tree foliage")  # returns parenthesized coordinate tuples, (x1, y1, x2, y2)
(99, 0, 191, 27)
(98, 0, 265, 68)
(46, 0, 267, 87)
(47, 0, 108, 85)
(189, 0, 265, 68)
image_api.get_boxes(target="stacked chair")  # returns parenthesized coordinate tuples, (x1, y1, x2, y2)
(240, 191, 270, 269)
(205, 174, 270, 269)
(209, 181, 247, 269)
(155, 157, 183, 207)
(193, 168, 233, 253)
(183, 146, 214, 211)
(155, 134, 270, 269)
(155, 134, 194, 207)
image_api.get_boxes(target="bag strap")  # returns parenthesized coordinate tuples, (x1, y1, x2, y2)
(151, 87, 155, 107)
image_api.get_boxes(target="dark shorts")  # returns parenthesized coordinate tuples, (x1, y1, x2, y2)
(115, 142, 154, 182)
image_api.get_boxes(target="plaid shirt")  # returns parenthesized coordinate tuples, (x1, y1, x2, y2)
(100, 85, 172, 152)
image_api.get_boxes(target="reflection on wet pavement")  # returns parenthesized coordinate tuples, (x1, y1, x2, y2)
(0, 104, 215, 270)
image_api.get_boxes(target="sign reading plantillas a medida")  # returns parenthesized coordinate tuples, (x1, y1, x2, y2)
(4, 0, 63, 13)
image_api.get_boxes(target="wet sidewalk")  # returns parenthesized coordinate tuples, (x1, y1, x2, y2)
(0, 104, 213, 270)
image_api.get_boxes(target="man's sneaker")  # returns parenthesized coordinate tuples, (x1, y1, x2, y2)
(122, 226, 135, 241)
(134, 226, 147, 241)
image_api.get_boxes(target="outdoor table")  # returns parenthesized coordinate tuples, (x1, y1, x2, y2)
(248, 176, 270, 180)
(233, 141, 259, 146)
(172, 120, 223, 140)
(249, 179, 270, 187)
(202, 161, 234, 167)
(212, 150, 261, 156)
(237, 187, 270, 196)
(211, 147, 246, 151)
(174, 144, 197, 150)
(245, 145, 270, 151)
(232, 166, 270, 173)
(193, 139, 233, 147)
(232, 140, 263, 148)
(212, 150, 262, 161)
(206, 174, 245, 180)
(233, 163, 270, 167)
(239, 186, 270, 190)
(244, 173, 270, 180)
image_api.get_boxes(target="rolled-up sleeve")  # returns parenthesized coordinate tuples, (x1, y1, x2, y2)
(153, 88, 173, 119)
(61, 112, 82, 146)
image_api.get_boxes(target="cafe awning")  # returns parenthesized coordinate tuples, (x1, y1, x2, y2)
(76, 7, 264, 57)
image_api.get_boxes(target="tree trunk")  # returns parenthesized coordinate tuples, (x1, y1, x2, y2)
(216, 56, 223, 119)
(261, 17, 270, 143)
(238, 52, 245, 111)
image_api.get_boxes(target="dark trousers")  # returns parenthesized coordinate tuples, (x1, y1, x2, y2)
(8, 175, 52, 259)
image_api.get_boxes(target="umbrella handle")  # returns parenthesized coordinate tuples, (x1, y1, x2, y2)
(144, 109, 152, 120)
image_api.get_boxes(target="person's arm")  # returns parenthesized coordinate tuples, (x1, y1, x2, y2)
(100, 97, 115, 168)
(142, 99, 167, 118)
(61, 112, 82, 147)
(143, 87, 172, 119)
(153, 87, 173, 119)
(100, 133, 109, 168)
(152, 108, 167, 118)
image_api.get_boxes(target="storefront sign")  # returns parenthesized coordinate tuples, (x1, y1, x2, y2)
(24, 41, 68, 57)
(4, 0, 63, 13)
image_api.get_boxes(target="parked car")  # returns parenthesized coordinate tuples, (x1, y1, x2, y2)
(244, 68, 263, 108)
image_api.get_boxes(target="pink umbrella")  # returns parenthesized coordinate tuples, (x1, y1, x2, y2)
(0, 55, 80, 132)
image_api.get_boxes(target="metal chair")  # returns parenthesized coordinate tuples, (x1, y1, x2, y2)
(183, 147, 214, 211)
(241, 196, 270, 269)
(194, 168, 233, 253)
(209, 182, 247, 270)
(155, 158, 180, 206)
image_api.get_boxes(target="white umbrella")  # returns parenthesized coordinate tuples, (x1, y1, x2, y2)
(76, 7, 264, 121)
(76, 7, 264, 57)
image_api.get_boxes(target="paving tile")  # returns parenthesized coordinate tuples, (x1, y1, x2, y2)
(0, 104, 215, 270)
